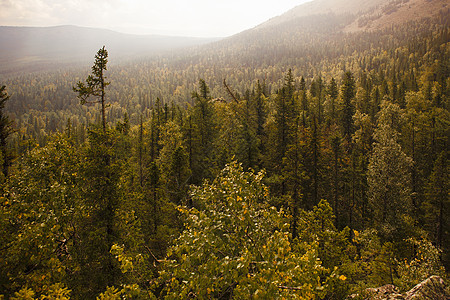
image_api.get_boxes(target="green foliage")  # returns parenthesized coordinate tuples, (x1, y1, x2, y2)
(40, 284, 72, 300)
(341, 72, 356, 143)
(70, 125, 124, 296)
(367, 113, 413, 239)
(343, 229, 398, 290)
(158, 121, 191, 204)
(0, 134, 80, 296)
(96, 287, 122, 300)
(96, 284, 152, 300)
(187, 79, 218, 184)
(423, 151, 450, 265)
(159, 162, 331, 299)
(0, 85, 13, 177)
(396, 237, 446, 291)
(10, 287, 36, 300)
(5, 284, 71, 300)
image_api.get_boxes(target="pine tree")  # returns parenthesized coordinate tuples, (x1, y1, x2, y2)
(299, 76, 309, 126)
(0, 85, 13, 178)
(270, 70, 298, 196)
(72, 47, 122, 295)
(367, 124, 413, 239)
(328, 77, 338, 122)
(424, 152, 449, 260)
(73, 46, 110, 133)
(341, 71, 356, 146)
(189, 79, 217, 184)
(254, 81, 266, 169)
(330, 135, 342, 226)
(77, 127, 122, 294)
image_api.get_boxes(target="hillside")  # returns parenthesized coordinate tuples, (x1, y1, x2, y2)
(0, 25, 218, 74)
(1, 0, 448, 76)
(257, 0, 448, 32)
(257, 0, 387, 29)
(345, 0, 450, 32)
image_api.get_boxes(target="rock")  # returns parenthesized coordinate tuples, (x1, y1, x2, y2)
(405, 276, 449, 300)
(347, 276, 449, 300)
(364, 284, 404, 299)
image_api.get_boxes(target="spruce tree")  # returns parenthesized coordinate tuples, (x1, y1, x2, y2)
(367, 124, 412, 239)
(328, 77, 338, 122)
(341, 71, 356, 146)
(0, 85, 13, 178)
(73, 46, 109, 132)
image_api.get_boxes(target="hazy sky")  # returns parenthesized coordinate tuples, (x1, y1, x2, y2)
(0, 0, 313, 37)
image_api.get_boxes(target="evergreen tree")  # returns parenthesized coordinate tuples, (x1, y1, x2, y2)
(188, 79, 217, 184)
(269, 69, 298, 196)
(73, 46, 110, 132)
(254, 81, 267, 169)
(367, 123, 413, 240)
(72, 47, 121, 296)
(76, 127, 122, 295)
(341, 71, 356, 146)
(299, 77, 309, 126)
(237, 97, 259, 170)
(158, 121, 190, 205)
(0, 85, 13, 178)
(330, 134, 342, 226)
(424, 151, 449, 266)
(328, 77, 338, 122)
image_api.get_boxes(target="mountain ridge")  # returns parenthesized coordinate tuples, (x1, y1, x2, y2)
(344, 0, 449, 32)
(1, 0, 448, 75)
(256, 0, 448, 32)
(0, 25, 219, 74)
(256, 0, 387, 29)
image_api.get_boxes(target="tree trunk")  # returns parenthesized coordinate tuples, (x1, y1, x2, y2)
(101, 70, 106, 133)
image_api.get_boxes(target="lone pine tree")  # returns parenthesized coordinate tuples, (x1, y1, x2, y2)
(73, 46, 109, 132)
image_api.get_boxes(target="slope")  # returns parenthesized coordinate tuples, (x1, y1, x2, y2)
(345, 0, 450, 32)
(0, 25, 218, 75)
(257, 0, 388, 29)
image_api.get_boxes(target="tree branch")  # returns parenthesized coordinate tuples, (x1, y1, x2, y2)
(144, 245, 162, 265)
(223, 79, 239, 103)
(278, 285, 304, 291)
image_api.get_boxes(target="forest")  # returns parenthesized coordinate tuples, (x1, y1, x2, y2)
(0, 2, 449, 299)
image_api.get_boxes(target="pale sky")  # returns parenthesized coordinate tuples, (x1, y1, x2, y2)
(0, 0, 313, 37)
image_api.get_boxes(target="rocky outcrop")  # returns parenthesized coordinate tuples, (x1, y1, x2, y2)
(404, 276, 449, 300)
(348, 276, 449, 300)
(364, 284, 404, 299)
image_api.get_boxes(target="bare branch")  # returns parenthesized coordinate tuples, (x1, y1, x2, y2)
(278, 285, 304, 291)
(223, 79, 239, 103)
(144, 245, 162, 264)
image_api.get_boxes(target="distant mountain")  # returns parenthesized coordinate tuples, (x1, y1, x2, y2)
(256, 0, 387, 29)
(255, 0, 450, 32)
(1, 0, 448, 76)
(345, 0, 449, 32)
(255, 0, 448, 32)
(201, 0, 448, 67)
(0, 25, 218, 74)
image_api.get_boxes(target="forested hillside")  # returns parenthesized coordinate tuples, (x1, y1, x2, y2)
(0, 0, 449, 298)
(0, 25, 217, 75)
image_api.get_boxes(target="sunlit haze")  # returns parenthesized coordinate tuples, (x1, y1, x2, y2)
(0, 0, 313, 37)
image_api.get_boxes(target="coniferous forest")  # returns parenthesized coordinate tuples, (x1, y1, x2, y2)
(0, 0, 449, 299)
